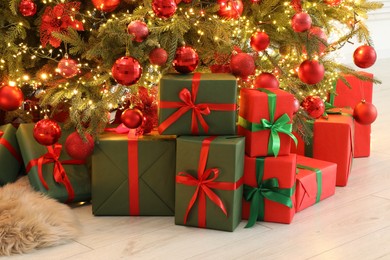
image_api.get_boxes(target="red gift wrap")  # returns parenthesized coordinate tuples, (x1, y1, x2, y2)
(295, 155, 337, 212)
(242, 154, 296, 225)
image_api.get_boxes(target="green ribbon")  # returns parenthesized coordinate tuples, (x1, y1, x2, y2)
(238, 89, 297, 157)
(296, 164, 322, 203)
(243, 157, 294, 228)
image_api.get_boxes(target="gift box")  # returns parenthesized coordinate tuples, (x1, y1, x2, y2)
(292, 111, 354, 187)
(0, 124, 23, 185)
(175, 136, 244, 232)
(16, 124, 91, 203)
(242, 154, 296, 227)
(92, 131, 176, 216)
(295, 155, 337, 212)
(329, 72, 373, 157)
(158, 73, 237, 135)
(238, 88, 296, 157)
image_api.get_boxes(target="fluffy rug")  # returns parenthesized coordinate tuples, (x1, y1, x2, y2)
(0, 177, 81, 256)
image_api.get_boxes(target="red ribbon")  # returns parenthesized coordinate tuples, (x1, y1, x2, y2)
(291, 0, 302, 12)
(25, 144, 85, 203)
(0, 131, 22, 163)
(176, 136, 243, 228)
(158, 73, 237, 135)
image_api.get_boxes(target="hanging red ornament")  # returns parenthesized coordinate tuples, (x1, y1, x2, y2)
(324, 0, 343, 6)
(19, 0, 37, 17)
(298, 60, 325, 85)
(173, 46, 199, 73)
(301, 96, 325, 119)
(111, 56, 142, 86)
(121, 108, 144, 129)
(92, 0, 120, 12)
(291, 12, 312, 32)
(218, 0, 244, 19)
(293, 97, 300, 114)
(254, 73, 279, 89)
(0, 85, 24, 111)
(33, 118, 62, 146)
(230, 53, 255, 79)
(308, 27, 328, 54)
(353, 100, 377, 125)
(149, 47, 168, 66)
(152, 0, 177, 19)
(65, 131, 95, 160)
(250, 32, 270, 52)
(57, 57, 79, 78)
(353, 45, 377, 69)
(127, 20, 149, 43)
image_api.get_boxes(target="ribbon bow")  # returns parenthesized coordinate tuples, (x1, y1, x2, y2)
(0, 130, 23, 163)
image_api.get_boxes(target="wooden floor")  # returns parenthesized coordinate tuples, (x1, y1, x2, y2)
(9, 59, 390, 260)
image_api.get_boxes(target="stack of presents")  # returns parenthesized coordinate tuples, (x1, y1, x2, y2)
(0, 71, 374, 231)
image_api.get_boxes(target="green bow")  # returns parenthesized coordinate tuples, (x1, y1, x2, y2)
(296, 164, 322, 203)
(244, 158, 294, 228)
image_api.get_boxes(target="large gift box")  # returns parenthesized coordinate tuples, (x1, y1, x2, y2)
(158, 73, 237, 135)
(238, 88, 296, 157)
(0, 124, 23, 185)
(292, 111, 354, 187)
(92, 132, 176, 216)
(242, 154, 296, 227)
(16, 124, 91, 203)
(175, 136, 244, 232)
(329, 72, 373, 157)
(295, 155, 337, 212)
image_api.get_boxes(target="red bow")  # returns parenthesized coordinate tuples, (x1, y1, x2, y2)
(291, 0, 302, 12)
(0, 130, 22, 163)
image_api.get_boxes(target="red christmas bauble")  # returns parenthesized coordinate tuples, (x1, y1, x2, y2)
(149, 48, 168, 66)
(254, 73, 279, 89)
(324, 0, 343, 6)
(250, 32, 270, 52)
(353, 45, 377, 69)
(127, 21, 149, 43)
(291, 12, 312, 32)
(293, 97, 300, 114)
(218, 0, 243, 19)
(33, 119, 62, 146)
(0, 85, 24, 111)
(152, 0, 177, 19)
(353, 100, 377, 125)
(173, 46, 199, 73)
(19, 0, 37, 17)
(308, 27, 328, 54)
(230, 53, 255, 79)
(65, 131, 95, 160)
(111, 56, 142, 86)
(301, 96, 325, 119)
(298, 60, 325, 85)
(57, 57, 79, 78)
(121, 108, 144, 129)
(92, 0, 120, 12)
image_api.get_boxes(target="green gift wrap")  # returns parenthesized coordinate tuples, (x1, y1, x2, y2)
(0, 124, 23, 185)
(175, 136, 245, 232)
(158, 73, 237, 135)
(92, 132, 176, 216)
(16, 124, 91, 203)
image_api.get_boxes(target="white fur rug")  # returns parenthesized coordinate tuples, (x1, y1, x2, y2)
(0, 177, 81, 256)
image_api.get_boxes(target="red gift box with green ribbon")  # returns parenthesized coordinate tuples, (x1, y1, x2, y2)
(238, 88, 296, 157)
(329, 72, 373, 157)
(295, 155, 337, 212)
(158, 73, 237, 135)
(242, 154, 296, 227)
(0, 124, 23, 186)
(292, 109, 354, 187)
(16, 124, 91, 203)
(175, 136, 244, 232)
(92, 130, 176, 216)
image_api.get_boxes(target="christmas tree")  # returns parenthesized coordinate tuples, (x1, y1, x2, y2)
(0, 0, 383, 137)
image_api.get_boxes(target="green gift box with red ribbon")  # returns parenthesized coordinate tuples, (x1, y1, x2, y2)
(175, 136, 244, 232)
(16, 123, 91, 203)
(92, 131, 176, 216)
(295, 155, 337, 212)
(158, 73, 237, 135)
(238, 88, 296, 157)
(242, 154, 296, 227)
(0, 124, 23, 186)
